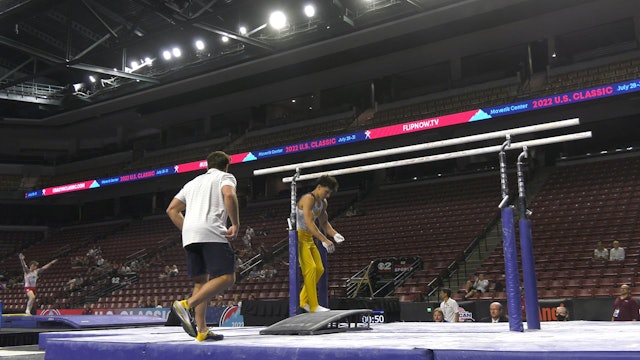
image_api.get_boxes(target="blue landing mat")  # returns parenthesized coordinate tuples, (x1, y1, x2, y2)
(2, 315, 165, 329)
(39, 322, 640, 360)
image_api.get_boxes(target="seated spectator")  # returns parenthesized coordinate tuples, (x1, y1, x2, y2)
(82, 303, 93, 315)
(593, 241, 609, 260)
(119, 263, 132, 275)
(555, 306, 569, 321)
(160, 265, 171, 278)
(242, 226, 255, 250)
(168, 264, 179, 277)
(130, 259, 141, 272)
(432, 307, 446, 322)
(609, 240, 625, 261)
(65, 276, 83, 291)
(228, 294, 241, 306)
(480, 302, 508, 323)
(464, 273, 489, 299)
(258, 242, 273, 263)
(345, 204, 365, 217)
(345, 205, 357, 217)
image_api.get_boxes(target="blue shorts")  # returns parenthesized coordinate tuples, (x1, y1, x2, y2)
(184, 242, 235, 278)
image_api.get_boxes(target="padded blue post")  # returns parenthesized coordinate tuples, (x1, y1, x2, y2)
(288, 169, 300, 318)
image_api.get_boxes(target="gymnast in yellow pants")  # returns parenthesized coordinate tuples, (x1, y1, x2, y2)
(296, 175, 345, 313)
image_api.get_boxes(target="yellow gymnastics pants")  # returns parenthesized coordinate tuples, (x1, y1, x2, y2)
(298, 229, 324, 311)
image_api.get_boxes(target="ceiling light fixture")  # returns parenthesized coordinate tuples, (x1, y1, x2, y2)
(304, 4, 316, 18)
(269, 10, 287, 30)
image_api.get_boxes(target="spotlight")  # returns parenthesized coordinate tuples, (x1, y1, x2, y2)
(172, 47, 182, 57)
(88, 75, 96, 83)
(269, 10, 287, 30)
(195, 39, 205, 50)
(131, 61, 139, 69)
(221, 36, 229, 43)
(304, 4, 315, 18)
(162, 50, 172, 60)
(239, 26, 247, 35)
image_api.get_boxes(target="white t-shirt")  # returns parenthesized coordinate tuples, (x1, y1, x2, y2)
(593, 248, 609, 259)
(610, 247, 625, 261)
(440, 298, 459, 323)
(174, 168, 236, 247)
(474, 279, 489, 293)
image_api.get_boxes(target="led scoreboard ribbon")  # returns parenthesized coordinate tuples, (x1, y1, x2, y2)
(25, 77, 640, 199)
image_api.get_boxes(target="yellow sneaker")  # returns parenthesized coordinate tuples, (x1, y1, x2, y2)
(172, 300, 197, 337)
(196, 329, 224, 342)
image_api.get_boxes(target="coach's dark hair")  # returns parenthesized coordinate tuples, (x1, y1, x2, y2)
(207, 151, 231, 170)
(316, 175, 339, 192)
(440, 287, 452, 297)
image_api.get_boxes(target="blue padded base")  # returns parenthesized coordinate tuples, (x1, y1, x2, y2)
(39, 321, 640, 360)
(2, 314, 165, 329)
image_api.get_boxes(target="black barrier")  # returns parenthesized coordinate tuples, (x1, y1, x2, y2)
(241, 297, 401, 326)
(400, 297, 626, 322)
(330, 297, 401, 323)
(241, 300, 289, 326)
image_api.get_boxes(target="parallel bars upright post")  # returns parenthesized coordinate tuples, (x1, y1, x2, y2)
(499, 135, 524, 332)
(517, 147, 541, 330)
(288, 169, 300, 317)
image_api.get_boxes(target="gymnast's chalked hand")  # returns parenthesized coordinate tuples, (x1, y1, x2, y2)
(322, 241, 335, 253)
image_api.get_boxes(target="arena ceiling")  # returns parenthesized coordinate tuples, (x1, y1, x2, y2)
(0, 0, 635, 165)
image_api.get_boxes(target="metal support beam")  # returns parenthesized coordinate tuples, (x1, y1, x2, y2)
(193, 23, 275, 51)
(84, 0, 146, 37)
(0, 57, 33, 82)
(404, 0, 424, 10)
(186, 0, 219, 19)
(70, 63, 160, 83)
(71, 26, 122, 62)
(81, 0, 119, 38)
(0, 35, 65, 63)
